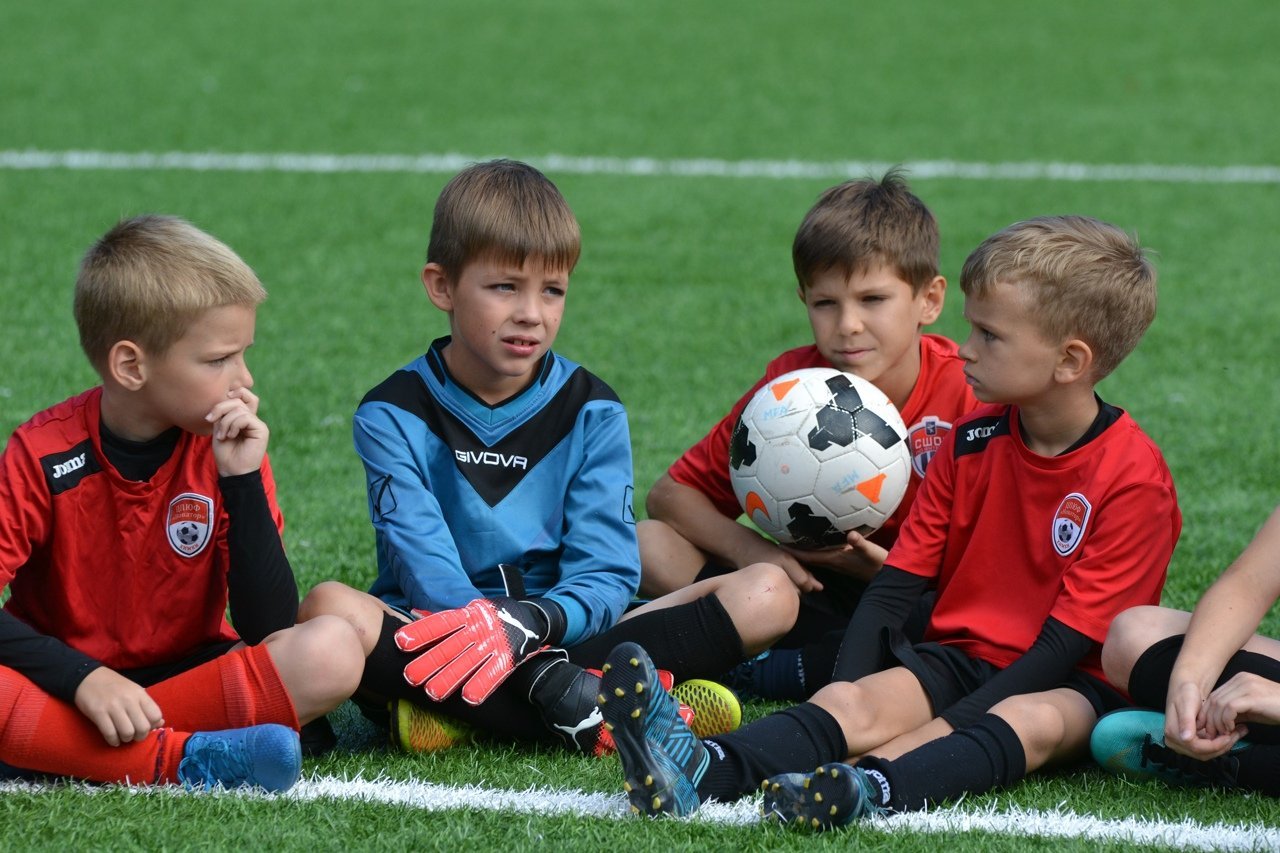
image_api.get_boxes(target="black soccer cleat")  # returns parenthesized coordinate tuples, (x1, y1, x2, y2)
(598, 642, 709, 817)
(760, 762, 885, 830)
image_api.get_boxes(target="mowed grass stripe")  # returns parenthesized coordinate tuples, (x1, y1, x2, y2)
(3, 149, 1279, 185)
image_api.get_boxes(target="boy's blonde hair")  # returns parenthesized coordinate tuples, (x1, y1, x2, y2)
(960, 215, 1156, 380)
(792, 168, 939, 294)
(427, 159, 580, 277)
(74, 215, 267, 374)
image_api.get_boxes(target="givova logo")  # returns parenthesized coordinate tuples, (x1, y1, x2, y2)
(454, 449, 528, 469)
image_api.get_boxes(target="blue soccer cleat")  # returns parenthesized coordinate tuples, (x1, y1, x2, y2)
(761, 762, 886, 830)
(177, 724, 302, 793)
(1091, 709, 1249, 789)
(598, 642, 709, 818)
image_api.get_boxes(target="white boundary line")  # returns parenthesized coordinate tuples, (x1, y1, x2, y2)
(5, 774, 1279, 850)
(2, 149, 1278, 184)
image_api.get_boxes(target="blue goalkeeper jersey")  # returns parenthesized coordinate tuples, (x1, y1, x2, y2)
(354, 337, 640, 646)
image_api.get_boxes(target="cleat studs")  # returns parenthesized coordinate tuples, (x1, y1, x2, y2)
(770, 782, 780, 792)
(644, 775, 654, 786)
(635, 682, 644, 694)
(814, 793, 823, 803)
(794, 816, 805, 825)
(816, 766, 827, 776)
(631, 708, 641, 718)
(803, 778, 811, 789)
(760, 780, 769, 791)
(829, 805, 838, 816)
(629, 804, 639, 815)
(623, 781, 632, 792)
(597, 693, 606, 704)
(602, 663, 612, 673)
(604, 722, 614, 731)
(652, 796, 662, 810)
(629, 657, 640, 667)
(811, 818, 821, 829)
(829, 767, 840, 779)
(615, 687, 625, 697)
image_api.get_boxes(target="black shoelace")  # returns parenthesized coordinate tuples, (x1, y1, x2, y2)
(1141, 735, 1241, 787)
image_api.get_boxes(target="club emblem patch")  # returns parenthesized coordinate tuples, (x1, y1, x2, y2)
(1052, 492, 1091, 557)
(907, 416, 952, 479)
(167, 492, 214, 558)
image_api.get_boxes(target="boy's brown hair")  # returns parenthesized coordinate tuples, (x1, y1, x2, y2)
(792, 168, 939, 293)
(75, 215, 266, 374)
(427, 159, 581, 277)
(960, 215, 1156, 380)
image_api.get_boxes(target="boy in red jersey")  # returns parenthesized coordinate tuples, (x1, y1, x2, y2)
(640, 171, 978, 699)
(0, 215, 363, 790)
(1089, 504, 1280, 795)
(598, 215, 1181, 824)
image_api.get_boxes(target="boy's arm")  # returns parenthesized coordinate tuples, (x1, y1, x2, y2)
(938, 616, 1095, 730)
(354, 404, 485, 610)
(831, 565, 930, 682)
(535, 405, 642, 644)
(221, 466, 298, 643)
(1165, 504, 1280, 755)
(647, 474, 821, 592)
(0, 610, 101, 702)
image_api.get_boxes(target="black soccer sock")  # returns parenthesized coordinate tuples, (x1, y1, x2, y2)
(747, 648, 807, 701)
(858, 713, 1026, 812)
(358, 612, 422, 702)
(1231, 744, 1280, 796)
(697, 702, 847, 802)
(1130, 636, 1280, 745)
(567, 594, 746, 682)
(799, 633, 842, 693)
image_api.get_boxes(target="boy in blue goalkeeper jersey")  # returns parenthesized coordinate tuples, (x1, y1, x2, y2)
(301, 160, 789, 754)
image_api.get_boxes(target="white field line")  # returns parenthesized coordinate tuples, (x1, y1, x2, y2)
(2, 149, 1279, 184)
(5, 774, 1279, 850)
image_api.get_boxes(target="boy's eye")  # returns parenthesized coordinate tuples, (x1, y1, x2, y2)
(544, 286, 566, 298)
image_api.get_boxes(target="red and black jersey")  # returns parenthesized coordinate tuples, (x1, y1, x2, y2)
(0, 387, 284, 670)
(667, 334, 979, 549)
(888, 403, 1181, 684)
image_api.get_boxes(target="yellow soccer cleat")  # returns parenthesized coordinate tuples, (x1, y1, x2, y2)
(389, 699, 476, 753)
(670, 679, 742, 739)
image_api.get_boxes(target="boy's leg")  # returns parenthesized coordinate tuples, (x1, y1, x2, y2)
(764, 688, 1094, 827)
(636, 518, 709, 599)
(0, 665, 298, 789)
(568, 564, 797, 681)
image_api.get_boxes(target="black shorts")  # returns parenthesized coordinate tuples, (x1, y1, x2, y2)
(885, 631, 1130, 719)
(118, 640, 240, 688)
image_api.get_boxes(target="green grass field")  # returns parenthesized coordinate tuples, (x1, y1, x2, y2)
(3, 1, 1280, 849)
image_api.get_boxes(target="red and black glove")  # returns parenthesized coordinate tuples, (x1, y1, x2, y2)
(396, 596, 559, 705)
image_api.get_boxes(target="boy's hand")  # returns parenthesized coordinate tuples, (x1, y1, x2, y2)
(784, 530, 888, 584)
(396, 597, 549, 704)
(74, 667, 165, 747)
(207, 388, 269, 477)
(1165, 680, 1244, 759)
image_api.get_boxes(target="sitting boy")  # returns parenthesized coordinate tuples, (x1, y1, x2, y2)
(1091, 503, 1280, 796)
(640, 171, 978, 698)
(301, 160, 778, 755)
(0, 215, 364, 790)
(599, 215, 1182, 825)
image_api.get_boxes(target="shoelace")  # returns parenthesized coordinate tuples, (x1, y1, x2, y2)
(1140, 735, 1240, 787)
(178, 739, 252, 790)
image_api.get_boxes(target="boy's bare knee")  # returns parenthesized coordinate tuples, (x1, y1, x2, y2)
(292, 615, 365, 696)
(298, 580, 355, 621)
(1101, 605, 1186, 690)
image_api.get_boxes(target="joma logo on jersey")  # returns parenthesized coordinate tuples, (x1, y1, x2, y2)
(51, 453, 86, 479)
(454, 450, 529, 469)
(965, 424, 998, 442)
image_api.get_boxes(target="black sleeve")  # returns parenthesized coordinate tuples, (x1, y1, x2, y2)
(0, 609, 102, 704)
(832, 565, 930, 683)
(939, 616, 1095, 730)
(221, 470, 298, 644)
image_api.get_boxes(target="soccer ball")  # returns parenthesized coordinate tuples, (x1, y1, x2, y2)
(176, 523, 201, 546)
(729, 367, 911, 549)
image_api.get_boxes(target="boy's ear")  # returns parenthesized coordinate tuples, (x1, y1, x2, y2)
(106, 340, 146, 390)
(422, 263, 454, 312)
(1056, 338, 1094, 384)
(917, 276, 946, 325)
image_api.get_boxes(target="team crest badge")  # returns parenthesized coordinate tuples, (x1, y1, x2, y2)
(167, 492, 214, 558)
(1052, 492, 1092, 557)
(907, 416, 952, 479)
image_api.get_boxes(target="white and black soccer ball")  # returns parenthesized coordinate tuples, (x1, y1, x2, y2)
(176, 523, 201, 547)
(729, 367, 911, 549)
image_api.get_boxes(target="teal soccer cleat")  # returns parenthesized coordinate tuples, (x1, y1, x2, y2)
(1091, 709, 1248, 789)
(177, 724, 302, 793)
(598, 642, 709, 817)
(761, 762, 886, 830)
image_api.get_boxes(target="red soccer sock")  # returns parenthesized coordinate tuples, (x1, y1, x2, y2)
(146, 644, 299, 733)
(0, 665, 189, 784)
